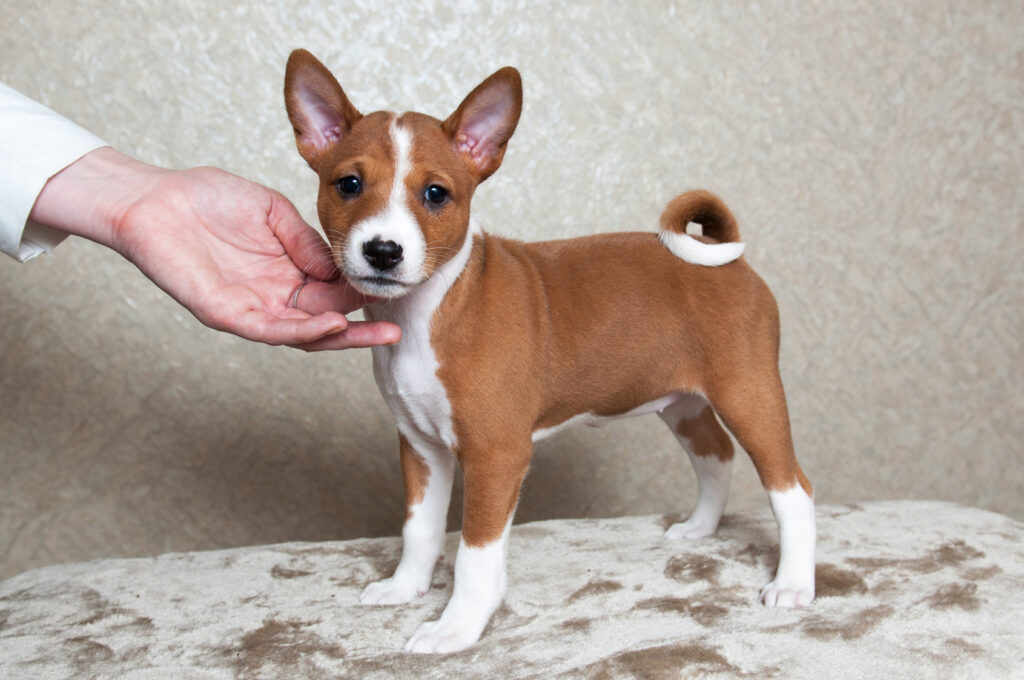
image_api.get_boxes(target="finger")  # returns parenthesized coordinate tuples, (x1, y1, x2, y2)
(235, 310, 350, 346)
(290, 320, 402, 352)
(297, 279, 373, 315)
(268, 193, 339, 282)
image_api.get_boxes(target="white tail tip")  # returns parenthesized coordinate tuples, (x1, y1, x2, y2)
(659, 231, 746, 266)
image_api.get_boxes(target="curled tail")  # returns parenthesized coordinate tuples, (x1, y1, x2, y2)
(658, 190, 746, 266)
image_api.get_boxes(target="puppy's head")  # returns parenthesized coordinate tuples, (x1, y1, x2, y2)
(284, 49, 522, 299)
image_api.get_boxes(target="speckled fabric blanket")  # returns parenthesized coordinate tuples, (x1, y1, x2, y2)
(1, 501, 1021, 679)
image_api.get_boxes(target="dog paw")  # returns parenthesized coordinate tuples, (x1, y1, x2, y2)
(760, 580, 814, 608)
(404, 619, 481, 654)
(664, 520, 717, 541)
(359, 577, 426, 606)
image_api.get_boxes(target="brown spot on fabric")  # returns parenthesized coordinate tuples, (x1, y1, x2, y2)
(802, 605, 894, 641)
(633, 596, 729, 626)
(281, 545, 341, 559)
(73, 589, 153, 632)
(568, 579, 624, 603)
(0, 587, 34, 604)
(925, 582, 983, 611)
(961, 565, 1002, 580)
(270, 565, 314, 580)
(734, 542, 773, 567)
(228, 618, 343, 675)
(584, 641, 740, 679)
(848, 540, 984, 575)
(943, 637, 985, 658)
(66, 637, 115, 667)
(635, 596, 690, 615)
(560, 618, 592, 633)
(487, 605, 536, 635)
(664, 554, 723, 584)
(932, 541, 985, 566)
(338, 542, 397, 578)
(815, 564, 868, 598)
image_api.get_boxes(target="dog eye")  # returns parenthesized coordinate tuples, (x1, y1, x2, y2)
(424, 184, 448, 206)
(335, 175, 362, 198)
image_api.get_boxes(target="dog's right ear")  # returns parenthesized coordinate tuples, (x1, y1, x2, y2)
(284, 49, 362, 170)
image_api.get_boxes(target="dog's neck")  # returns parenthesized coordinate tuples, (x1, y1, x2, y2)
(364, 219, 480, 330)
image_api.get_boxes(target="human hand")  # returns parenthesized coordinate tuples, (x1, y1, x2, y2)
(30, 147, 400, 350)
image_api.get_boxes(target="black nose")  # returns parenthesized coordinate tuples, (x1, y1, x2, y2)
(362, 238, 403, 271)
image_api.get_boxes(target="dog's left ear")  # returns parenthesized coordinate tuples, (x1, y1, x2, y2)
(442, 67, 522, 182)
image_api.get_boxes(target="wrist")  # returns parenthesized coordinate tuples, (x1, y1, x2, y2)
(28, 147, 169, 252)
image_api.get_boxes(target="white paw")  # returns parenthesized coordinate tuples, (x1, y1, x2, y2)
(760, 580, 814, 608)
(359, 576, 427, 606)
(664, 520, 718, 541)
(404, 618, 482, 654)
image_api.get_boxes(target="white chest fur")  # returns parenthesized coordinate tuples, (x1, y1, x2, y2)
(366, 227, 477, 450)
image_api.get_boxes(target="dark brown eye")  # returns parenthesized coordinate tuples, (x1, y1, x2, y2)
(335, 175, 361, 198)
(424, 184, 448, 206)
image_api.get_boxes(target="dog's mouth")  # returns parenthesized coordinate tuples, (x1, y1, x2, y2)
(348, 274, 415, 299)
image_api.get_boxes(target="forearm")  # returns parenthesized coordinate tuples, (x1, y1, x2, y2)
(28, 147, 168, 253)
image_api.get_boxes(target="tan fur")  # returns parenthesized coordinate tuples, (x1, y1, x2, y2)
(660, 189, 740, 243)
(676, 406, 735, 462)
(434, 231, 812, 546)
(399, 434, 430, 519)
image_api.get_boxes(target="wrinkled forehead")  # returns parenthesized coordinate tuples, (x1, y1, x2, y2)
(322, 111, 397, 176)
(321, 110, 466, 188)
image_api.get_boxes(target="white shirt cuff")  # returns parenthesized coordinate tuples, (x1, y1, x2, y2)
(0, 81, 108, 262)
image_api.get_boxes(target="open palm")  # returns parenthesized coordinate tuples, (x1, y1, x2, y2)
(112, 166, 399, 351)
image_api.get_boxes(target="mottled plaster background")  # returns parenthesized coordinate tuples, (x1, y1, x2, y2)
(0, 1, 1020, 579)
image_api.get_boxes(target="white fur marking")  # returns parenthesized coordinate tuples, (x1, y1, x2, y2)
(360, 438, 455, 605)
(666, 453, 731, 540)
(659, 230, 746, 266)
(405, 520, 512, 654)
(343, 121, 426, 296)
(365, 223, 475, 450)
(763, 486, 816, 607)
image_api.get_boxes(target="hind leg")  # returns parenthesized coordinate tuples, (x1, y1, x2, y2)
(707, 372, 815, 608)
(659, 394, 734, 540)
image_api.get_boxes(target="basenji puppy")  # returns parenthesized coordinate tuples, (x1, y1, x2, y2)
(284, 49, 815, 654)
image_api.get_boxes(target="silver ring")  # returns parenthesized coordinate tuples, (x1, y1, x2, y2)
(289, 282, 307, 309)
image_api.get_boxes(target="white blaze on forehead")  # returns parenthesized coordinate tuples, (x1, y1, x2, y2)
(390, 119, 413, 200)
(343, 117, 426, 290)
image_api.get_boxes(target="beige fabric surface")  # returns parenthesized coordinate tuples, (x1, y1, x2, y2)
(2, 501, 1022, 679)
(0, 1, 1021, 581)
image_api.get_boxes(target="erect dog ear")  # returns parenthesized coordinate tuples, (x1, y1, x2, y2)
(284, 49, 362, 170)
(441, 67, 522, 182)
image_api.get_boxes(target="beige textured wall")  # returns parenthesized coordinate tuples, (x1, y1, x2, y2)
(1, 1, 1020, 579)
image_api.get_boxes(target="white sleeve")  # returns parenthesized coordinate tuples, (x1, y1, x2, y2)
(0, 82, 108, 262)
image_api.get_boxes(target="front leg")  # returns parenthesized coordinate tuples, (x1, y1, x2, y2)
(360, 433, 454, 605)
(405, 446, 530, 654)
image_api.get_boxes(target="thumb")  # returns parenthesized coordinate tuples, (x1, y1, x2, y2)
(268, 192, 339, 281)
